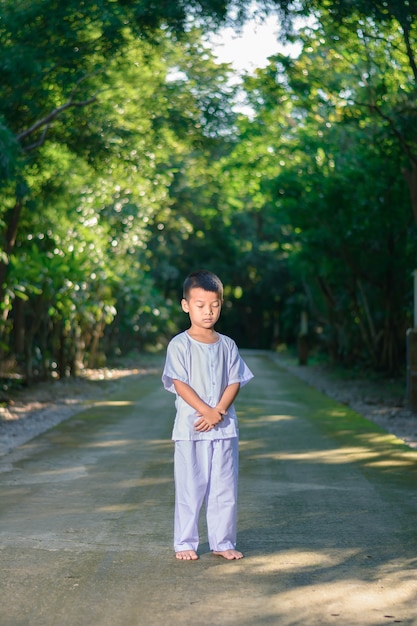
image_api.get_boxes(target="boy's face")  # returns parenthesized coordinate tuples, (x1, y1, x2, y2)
(181, 287, 222, 330)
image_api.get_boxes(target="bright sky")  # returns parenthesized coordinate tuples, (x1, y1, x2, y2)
(208, 12, 285, 73)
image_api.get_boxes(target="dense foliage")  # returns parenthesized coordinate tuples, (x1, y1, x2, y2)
(1, 0, 416, 381)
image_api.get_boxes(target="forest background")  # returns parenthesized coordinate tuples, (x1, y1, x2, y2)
(1, 0, 417, 385)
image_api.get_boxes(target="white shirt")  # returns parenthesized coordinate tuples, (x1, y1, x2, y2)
(162, 331, 254, 441)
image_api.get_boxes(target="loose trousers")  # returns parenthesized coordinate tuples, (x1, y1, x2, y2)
(174, 438, 238, 552)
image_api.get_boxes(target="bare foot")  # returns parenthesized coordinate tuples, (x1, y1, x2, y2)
(175, 550, 198, 561)
(213, 549, 243, 560)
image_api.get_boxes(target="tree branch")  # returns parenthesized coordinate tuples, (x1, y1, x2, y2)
(350, 91, 417, 167)
(17, 73, 102, 151)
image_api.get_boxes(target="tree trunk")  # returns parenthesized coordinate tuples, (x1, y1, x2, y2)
(87, 321, 106, 368)
(0, 201, 23, 304)
(403, 161, 417, 227)
(13, 298, 25, 355)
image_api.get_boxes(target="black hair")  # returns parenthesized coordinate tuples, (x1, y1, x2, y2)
(183, 270, 223, 300)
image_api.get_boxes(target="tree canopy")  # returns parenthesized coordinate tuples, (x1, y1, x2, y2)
(1, 0, 416, 381)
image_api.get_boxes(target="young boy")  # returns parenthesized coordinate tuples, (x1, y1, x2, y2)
(162, 270, 253, 561)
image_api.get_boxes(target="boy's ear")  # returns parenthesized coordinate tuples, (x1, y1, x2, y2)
(181, 298, 189, 313)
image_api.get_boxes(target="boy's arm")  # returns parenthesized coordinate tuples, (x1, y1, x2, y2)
(215, 382, 240, 414)
(194, 381, 241, 432)
(173, 380, 223, 431)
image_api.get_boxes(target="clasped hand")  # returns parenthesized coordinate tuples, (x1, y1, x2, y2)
(194, 406, 226, 432)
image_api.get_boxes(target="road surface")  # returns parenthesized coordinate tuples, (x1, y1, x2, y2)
(1, 352, 416, 625)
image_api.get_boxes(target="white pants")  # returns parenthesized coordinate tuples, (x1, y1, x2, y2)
(174, 438, 238, 552)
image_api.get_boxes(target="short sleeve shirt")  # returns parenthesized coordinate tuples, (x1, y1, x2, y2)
(162, 331, 254, 441)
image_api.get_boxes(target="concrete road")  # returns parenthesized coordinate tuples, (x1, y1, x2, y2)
(1, 352, 417, 626)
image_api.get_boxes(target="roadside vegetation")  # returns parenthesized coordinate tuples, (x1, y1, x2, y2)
(1, 0, 416, 384)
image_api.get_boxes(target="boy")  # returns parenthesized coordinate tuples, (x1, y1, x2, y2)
(162, 270, 253, 561)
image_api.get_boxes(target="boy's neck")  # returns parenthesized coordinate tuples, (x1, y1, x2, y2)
(187, 326, 219, 344)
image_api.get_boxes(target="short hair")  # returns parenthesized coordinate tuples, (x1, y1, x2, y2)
(183, 270, 223, 301)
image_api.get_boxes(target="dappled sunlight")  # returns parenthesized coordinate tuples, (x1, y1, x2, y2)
(338, 445, 417, 469)
(356, 430, 416, 450)
(239, 390, 417, 477)
(117, 476, 171, 489)
(85, 400, 134, 407)
(7, 465, 89, 484)
(245, 548, 357, 574)
(146, 439, 173, 448)
(263, 578, 416, 625)
(87, 439, 135, 448)
(366, 458, 417, 468)
(204, 548, 417, 624)
(96, 503, 139, 513)
(241, 398, 303, 408)
(241, 413, 295, 426)
(251, 446, 417, 469)
(329, 408, 351, 418)
(249, 449, 354, 464)
(239, 438, 265, 451)
(2, 353, 417, 626)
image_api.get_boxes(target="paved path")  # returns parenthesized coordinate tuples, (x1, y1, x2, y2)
(1, 352, 417, 626)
